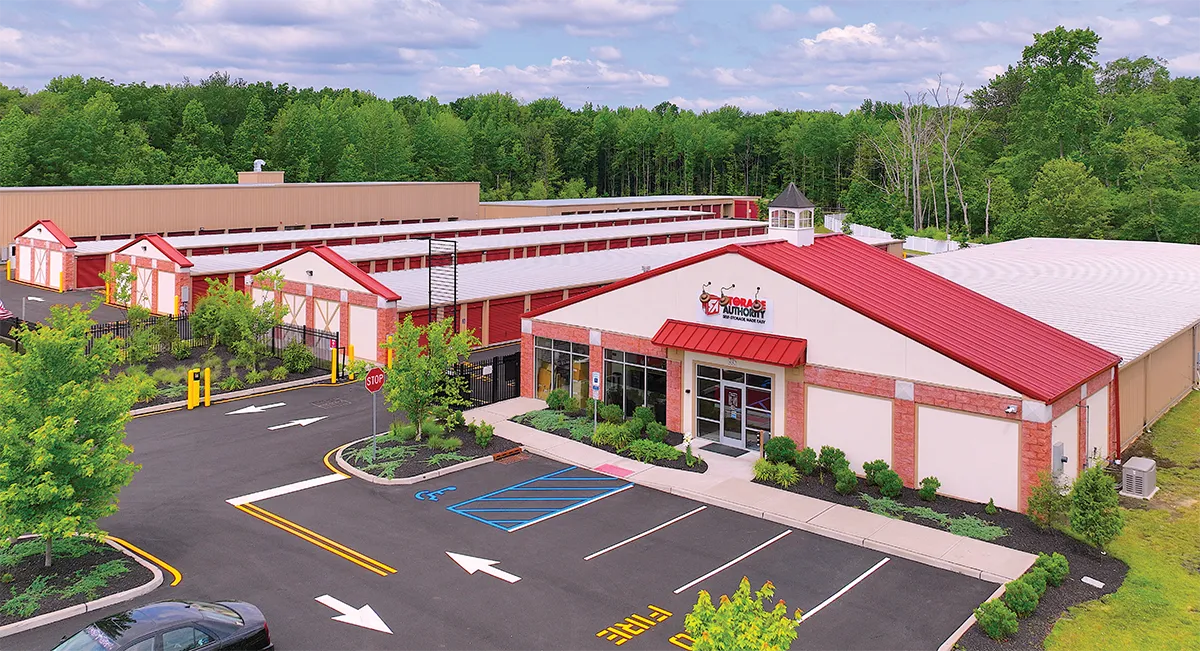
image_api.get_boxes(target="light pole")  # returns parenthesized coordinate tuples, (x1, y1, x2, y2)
(22, 296, 44, 321)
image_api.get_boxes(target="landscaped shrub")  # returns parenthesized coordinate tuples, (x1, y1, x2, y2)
(525, 409, 567, 432)
(1027, 470, 1069, 530)
(245, 369, 268, 385)
(1023, 567, 1049, 597)
(834, 466, 858, 495)
(645, 421, 668, 443)
(151, 317, 179, 347)
(985, 498, 998, 515)
(599, 403, 624, 424)
(794, 447, 817, 475)
(593, 422, 634, 450)
(219, 373, 245, 391)
(624, 418, 645, 439)
(199, 351, 221, 371)
(628, 439, 682, 463)
(421, 420, 446, 438)
(389, 421, 418, 442)
(754, 458, 779, 483)
(876, 469, 903, 498)
(428, 435, 463, 452)
(270, 366, 288, 381)
(444, 409, 466, 430)
(973, 599, 1019, 641)
(947, 514, 1008, 541)
(918, 476, 941, 501)
(171, 338, 192, 360)
(282, 340, 316, 373)
(567, 419, 593, 441)
(862, 459, 889, 485)
(1033, 552, 1070, 587)
(546, 388, 571, 411)
(632, 405, 656, 426)
(583, 397, 602, 419)
(1001, 577, 1039, 617)
(684, 443, 699, 468)
(1070, 464, 1125, 550)
(774, 463, 799, 488)
(474, 421, 494, 448)
(763, 436, 797, 464)
(151, 367, 187, 385)
(818, 445, 847, 472)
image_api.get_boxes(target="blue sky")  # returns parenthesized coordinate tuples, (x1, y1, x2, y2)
(2, 0, 1199, 112)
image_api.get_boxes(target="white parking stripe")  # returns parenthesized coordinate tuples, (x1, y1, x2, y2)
(585, 506, 707, 561)
(225, 474, 348, 506)
(673, 529, 792, 595)
(800, 557, 890, 621)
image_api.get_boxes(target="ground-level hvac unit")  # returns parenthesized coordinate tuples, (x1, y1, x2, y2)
(1120, 457, 1158, 499)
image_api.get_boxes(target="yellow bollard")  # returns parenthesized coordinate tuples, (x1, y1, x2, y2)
(330, 350, 338, 384)
(174, 295, 180, 317)
(203, 368, 211, 407)
(186, 370, 197, 409)
(59, 271, 64, 293)
(5, 259, 10, 281)
(347, 344, 356, 379)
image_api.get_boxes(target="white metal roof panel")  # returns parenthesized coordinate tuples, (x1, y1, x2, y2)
(374, 235, 773, 309)
(482, 195, 745, 207)
(911, 238, 1200, 365)
(72, 209, 713, 255)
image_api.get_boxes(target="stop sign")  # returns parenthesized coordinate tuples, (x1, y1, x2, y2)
(364, 367, 386, 394)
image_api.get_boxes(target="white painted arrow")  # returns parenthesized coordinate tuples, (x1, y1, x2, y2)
(446, 552, 521, 583)
(267, 416, 327, 431)
(226, 402, 286, 415)
(314, 595, 392, 634)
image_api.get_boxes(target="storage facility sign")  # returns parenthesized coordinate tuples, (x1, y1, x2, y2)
(696, 282, 772, 331)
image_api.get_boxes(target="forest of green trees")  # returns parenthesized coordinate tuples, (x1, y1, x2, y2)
(0, 27, 1197, 244)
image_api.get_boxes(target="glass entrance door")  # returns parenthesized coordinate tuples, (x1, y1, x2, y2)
(720, 384, 745, 447)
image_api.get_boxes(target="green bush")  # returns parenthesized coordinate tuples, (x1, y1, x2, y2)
(645, 421, 668, 443)
(774, 463, 799, 488)
(876, 469, 903, 498)
(593, 422, 634, 450)
(525, 409, 567, 432)
(583, 397, 602, 419)
(684, 443, 699, 468)
(862, 459, 889, 485)
(834, 466, 858, 494)
(1023, 567, 1049, 597)
(794, 447, 817, 475)
(445, 409, 466, 430)
(566, 418, 593, 441)
(599, 403, 624, 424)
(628, 439, 682, 463)
(151, 317, 179, 346)
(754, 458, 779, 483)
(150, 367, 186, 385)
(389, 421, 418, 442)
(985, 498, 998, 515)
(947, 515, 1008, 541)
(818, 445, 847, 471)
(1026, 470, 1069, 530)
(1001, 578, 1040, 617)
(428, 435, 462, 452)
(973, 599, 1019, 641)
(270, 366, 288, 381)
(624, 418, 645, 439)
(1033, 552, 1070, 587)
(421, 420, 445, 438)
(632, 405, 656, 426)
(918, 476, 941, 501)
(171, 338, 192, 360)
(199, 351, 221, 371)
(763, 436, 797, 464)
(546, 388, 571, 411)
(1070, 464, 1125, 550)
(219, 373, 245, 391)
(474, 421, 495, 448)
(245, 369, 268, 385)
(282, 340, 316, 373)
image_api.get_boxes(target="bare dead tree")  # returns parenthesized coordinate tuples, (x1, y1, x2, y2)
(985, 177, 993, 236)
(932, 77, 982, 236)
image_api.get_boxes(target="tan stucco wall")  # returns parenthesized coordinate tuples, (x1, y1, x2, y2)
(1119, 325, 1200, 449)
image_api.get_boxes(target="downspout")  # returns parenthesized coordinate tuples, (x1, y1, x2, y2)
(1111, 364, 1122, 462)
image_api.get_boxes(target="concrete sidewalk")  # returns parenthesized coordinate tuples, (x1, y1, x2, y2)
(466, 398, 1035, 584)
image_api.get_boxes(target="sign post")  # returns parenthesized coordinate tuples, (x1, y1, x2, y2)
(364, 367, 387, 463)
(591, 371, 601, 437)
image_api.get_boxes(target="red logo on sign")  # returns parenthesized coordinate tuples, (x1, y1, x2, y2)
(699, 283, 766, 316)
(364, 367, 386, 394)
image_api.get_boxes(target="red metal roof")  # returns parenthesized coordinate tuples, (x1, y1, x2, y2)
(527, 235, 1120, 403)
(115, 234, 193, 268)
(653, 319, 807, 367)
(256, 246, 401, 302)
(18, 220, 77, 248)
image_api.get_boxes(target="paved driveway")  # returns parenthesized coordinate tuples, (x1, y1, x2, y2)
(5, 385, 996, 650)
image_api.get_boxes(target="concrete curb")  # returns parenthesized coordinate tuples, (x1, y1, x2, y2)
(0, 539, 164, 639)
(130, 375, 329, 416)
(334, 435, 523, 485)
(937, 583, 1007, 651)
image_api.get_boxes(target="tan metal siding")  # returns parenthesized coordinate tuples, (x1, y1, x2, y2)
(1119, 358, 1146, 449)
(0, 182, 479, 244)
(1145, 330, 1196, 426)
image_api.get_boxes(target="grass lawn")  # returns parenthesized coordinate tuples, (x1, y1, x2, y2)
(1044, 391, 1200, 651)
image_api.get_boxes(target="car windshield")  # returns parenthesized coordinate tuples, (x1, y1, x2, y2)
(53, 626, 117, 651)
(194, 602, 243, 626)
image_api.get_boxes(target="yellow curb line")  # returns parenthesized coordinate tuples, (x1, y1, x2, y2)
(234, 503, 395, 576)
(106, 535, 182, 587)
(324, 444, 351, 477)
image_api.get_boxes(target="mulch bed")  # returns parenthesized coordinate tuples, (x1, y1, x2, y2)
(517, 411, 709, 474)
(118, 345, 327, 408)
(0, 539, 154, 628)
(342, 428, 520, 480)
(755, 470, 1128, 650)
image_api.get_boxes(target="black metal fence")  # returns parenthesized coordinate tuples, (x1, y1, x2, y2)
(86, 314, 198, 355)
(262, 322, 340, 372)
(452, 351, 521, 407)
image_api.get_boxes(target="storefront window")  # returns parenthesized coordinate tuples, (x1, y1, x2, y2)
(535, 337, 589, 403)
(695, 363, 774, 451)
(603, 349, 668, 423)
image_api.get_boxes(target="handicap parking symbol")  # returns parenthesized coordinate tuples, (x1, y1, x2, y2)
(415, 486, 457, 502)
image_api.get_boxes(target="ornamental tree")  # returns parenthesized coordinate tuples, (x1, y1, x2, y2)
(382, 315, 479, 441)
(1070, 464, 1125, 550)
(0, 305, 146, 567)
(192, 271, 288, 371)
(684, 577, 802, 651)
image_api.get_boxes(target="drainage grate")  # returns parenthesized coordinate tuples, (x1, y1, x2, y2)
(496, 451, 530, 465)
(311, 398, 351, 410)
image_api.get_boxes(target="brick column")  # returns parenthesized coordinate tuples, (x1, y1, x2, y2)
(666, 359, 682, 432)
(784, 379, 805, 447)
(520, 332, 534, 398)
(376, 305, 398, 363)
(64, 251, 77, 291)
(892, 399, 917, 486)
(1019, 421, 1053, 512)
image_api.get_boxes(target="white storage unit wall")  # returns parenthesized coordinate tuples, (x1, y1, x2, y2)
(1051, 407, 1080, 482)
(1086, 386, 1110, 465)
(348, 304, 378, 363)
(805, 386, 893, 471)
(917, 406, 1020, 511)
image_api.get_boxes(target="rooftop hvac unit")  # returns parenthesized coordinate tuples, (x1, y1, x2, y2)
(1120, 457, 1158, 499)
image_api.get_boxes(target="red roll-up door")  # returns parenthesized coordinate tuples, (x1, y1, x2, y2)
(687, 232, 703, 241)
(191, 247, 224, 256)
(512, 248, 526, 259)
(229, 227, 253, 234)
(649, 235, 668, 245)
(228, 244, 259, 253)
(380, 219, 400, 226)
(543, 224, 561, 231)
(568, 285, 602, 297)
(484, 249, 511, 261)
(326, 239, 352, 247)
(720, 229, 735, 238)
(669, 233, 685, 243)
(409, 256, 424, 269)
(263, 242, 291, 251)
(561, 223, 579, 230)
(480, 228, 501, 236)
(458, 251, 483, 264)
(753, 225, 767, 234)
(487, 297, 525, 344)
(233, 274, 245, 292)
(454, 230, 480, 237)
(538, 245, 561, 257)
(736, 228, 750, 237)
(76, 254, 107, 288)
(608, 239, 629, 249)
(612, 219, 630, 227)
(356, 261, 372, 272)
(586, 240, 606, 252)
(530, 290, 563, 311)
(502, 227, 522, 234)
(390, 258, 407, 270)
(355, 236, 381, 244)
(465, 302, 484, 341)
(564, 242, 585, 254)
(630, 237, 648, 247)
(192, 276, 211, 301)
(383, 234, 406, 242)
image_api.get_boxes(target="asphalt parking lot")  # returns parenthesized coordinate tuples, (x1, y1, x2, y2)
(5, 384, 996, 650)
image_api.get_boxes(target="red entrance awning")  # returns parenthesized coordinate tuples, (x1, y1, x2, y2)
(651, 319, 807, 367)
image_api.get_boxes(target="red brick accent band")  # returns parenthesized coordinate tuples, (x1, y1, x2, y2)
(784, 380, 805, 447)
(667, 359, 682, 432)
(1019, 421, 1052, 510)
(520, 332, 534, 398)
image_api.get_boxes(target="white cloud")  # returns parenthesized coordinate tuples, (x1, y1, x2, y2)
(1149, 15, 1171, 26)
(1170, 51, 1200, 74)
(1093, 16, 1144, 41)
(794, 23, 945, 62)
(952, 20, 1035, 44)
(824, 84, 868, 95)
(978, 64, 1006, 80)
(590, 45, 622, 61)
(669, 95, 778, 113)
(755, 4, 839, 32)
(421, 56, 669, 103)
(473, 0, 681, 31)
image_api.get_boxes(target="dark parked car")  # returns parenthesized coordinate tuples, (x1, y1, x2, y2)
(53, 600, 272, 651)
